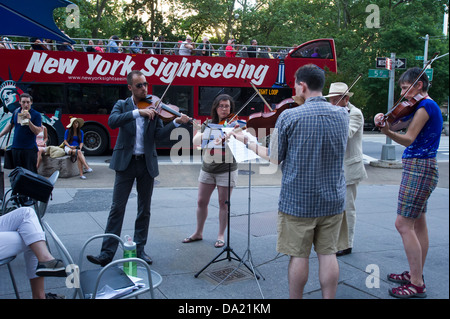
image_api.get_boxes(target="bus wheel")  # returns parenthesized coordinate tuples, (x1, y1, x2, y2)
(83, 124, 108, 156)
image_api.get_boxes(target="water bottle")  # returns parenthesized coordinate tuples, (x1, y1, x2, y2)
(123, 235, 137, 277)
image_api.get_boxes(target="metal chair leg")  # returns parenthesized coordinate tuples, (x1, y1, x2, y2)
(7, 263, 20, 299)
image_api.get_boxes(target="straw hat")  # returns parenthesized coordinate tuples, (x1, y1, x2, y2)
(66, 117, 84, 128)
(324, 82, 354, 98)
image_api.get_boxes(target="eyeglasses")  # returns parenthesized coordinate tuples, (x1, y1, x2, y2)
(135, 82, 148, 89)
(218, 104, 230, 109)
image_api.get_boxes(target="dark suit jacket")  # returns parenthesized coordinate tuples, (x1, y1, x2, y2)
(108, 97, 175, 178)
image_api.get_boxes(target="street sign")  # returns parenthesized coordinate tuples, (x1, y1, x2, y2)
(415, 56, 424, 60)
(376, 57, 407, 69)
(385, 58, 392, 70)
(425, 68, 433, 81)
(369, 69, 389, 78)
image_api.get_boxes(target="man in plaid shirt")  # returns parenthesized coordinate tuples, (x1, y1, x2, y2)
(233, 64, 349, 298)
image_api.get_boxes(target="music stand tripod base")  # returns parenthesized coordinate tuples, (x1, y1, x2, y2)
(194, 161, 259, 280)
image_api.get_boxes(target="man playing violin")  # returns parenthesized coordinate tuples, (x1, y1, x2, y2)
(88, 70, 190, 267)
(325, 82, 367, 257)
(374, 67, 443, 298)
(232, 64, 349, 298)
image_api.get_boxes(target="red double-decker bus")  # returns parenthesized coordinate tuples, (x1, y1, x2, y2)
(0, 38, 337, 155)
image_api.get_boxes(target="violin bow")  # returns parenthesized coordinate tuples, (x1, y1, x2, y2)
(250, 82, 273, 112)
(389, 52, 439, 114)
(334, 73, 362, 105)
(156, 60, 185, 107)
(227, 91, 258, 124)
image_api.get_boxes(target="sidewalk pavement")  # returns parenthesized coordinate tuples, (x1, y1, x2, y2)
(0, 160, 448, 300)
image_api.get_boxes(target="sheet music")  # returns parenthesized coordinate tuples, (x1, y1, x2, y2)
(223, 128, 260, 163)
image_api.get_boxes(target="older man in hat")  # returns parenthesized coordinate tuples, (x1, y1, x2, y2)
(325, 82, 367, 256)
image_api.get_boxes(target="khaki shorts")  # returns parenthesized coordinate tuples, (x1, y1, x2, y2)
(198, 169, 238, 187)
(277, 211, 348, 258)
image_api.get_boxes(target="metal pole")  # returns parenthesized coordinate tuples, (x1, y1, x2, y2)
(423, 34, 429, 68)
(381, 52, 397, 160)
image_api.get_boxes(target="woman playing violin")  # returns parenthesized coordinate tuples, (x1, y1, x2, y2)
(182, 94, 238, 248)
(375, 67, 443, 299)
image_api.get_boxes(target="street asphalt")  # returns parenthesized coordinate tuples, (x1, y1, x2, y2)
(0, 138, 448, 304)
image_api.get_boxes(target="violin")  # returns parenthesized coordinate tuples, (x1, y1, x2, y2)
(219, 113, 238, 126)
(137, 95, 198, 127)
(246, 97, 300, 138)
(385, 94, 426, 124)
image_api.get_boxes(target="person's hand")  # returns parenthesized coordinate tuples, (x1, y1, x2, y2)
(139, 108, 157, 120)
(191, 119, 201, 131)
(22, 109, 30, 119)
(230, 130, 247, 144)
(374, 113, 385, 128)
(175, 113, 190, 124)
(374, 113, 391, 134)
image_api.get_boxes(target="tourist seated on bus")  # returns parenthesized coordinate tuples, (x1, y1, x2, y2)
(179, 36, 194, 56)
(311, 47, 321, 58)
(63, 117, 93, 179)
(153, 35, 165, 54)
(225, 39, 237, 57)
(30, 38, 48, 50)
(85, 39, 96, 52)
(1, 36, 15, 49)
(130, 35, 143, 54)
(56, 31, 74, 51)
(94, 40, 105, 53)
(107, 35, 121, 53)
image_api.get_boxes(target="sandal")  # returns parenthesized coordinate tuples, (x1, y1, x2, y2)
(214, 239, 225, 248)
(387, 271, 411, 284)
(389, 282, 427, 299)
(182, 237, 202, 243)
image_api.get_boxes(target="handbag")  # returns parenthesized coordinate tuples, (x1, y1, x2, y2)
(2, 130, 14, 169)
(9, 167, 54, 203)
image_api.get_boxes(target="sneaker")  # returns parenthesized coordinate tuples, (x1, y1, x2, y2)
(80, 175, 86, 179)
(84, 168, 93, 173)
(45, 292, 66, 299)
(36, 259, 66, 277)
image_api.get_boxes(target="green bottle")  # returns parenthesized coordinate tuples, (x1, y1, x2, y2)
(123, 235, 137, 277)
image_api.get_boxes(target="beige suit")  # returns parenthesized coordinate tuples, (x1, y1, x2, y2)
(344, 102, 367, 248)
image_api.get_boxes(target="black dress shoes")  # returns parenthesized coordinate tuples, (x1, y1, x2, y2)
(336, 248, 352, 256)
(137, 252, 153, 265)
(86, 254, 112, 267)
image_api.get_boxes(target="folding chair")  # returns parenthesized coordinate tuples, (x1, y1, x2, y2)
(0, 256, 20, 299)
(0, 170, 60, 299)
(43, 221, 162, 299)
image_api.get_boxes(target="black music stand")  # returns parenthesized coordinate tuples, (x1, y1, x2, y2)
(211, 160, 265, 297)
(194, 126, 256, 278)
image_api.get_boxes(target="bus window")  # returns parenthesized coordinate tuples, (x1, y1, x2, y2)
(26, 84, 65, 114)
(67, 84, 126, 114)
(151, 85, 194, 149)
(198, 87, 242, 116)
(152, 85, 193, 117)
(290, 40, 333, 59)
(198, 87, 294, 118)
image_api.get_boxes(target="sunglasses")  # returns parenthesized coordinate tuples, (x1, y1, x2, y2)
(135, 82, 148, 89)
